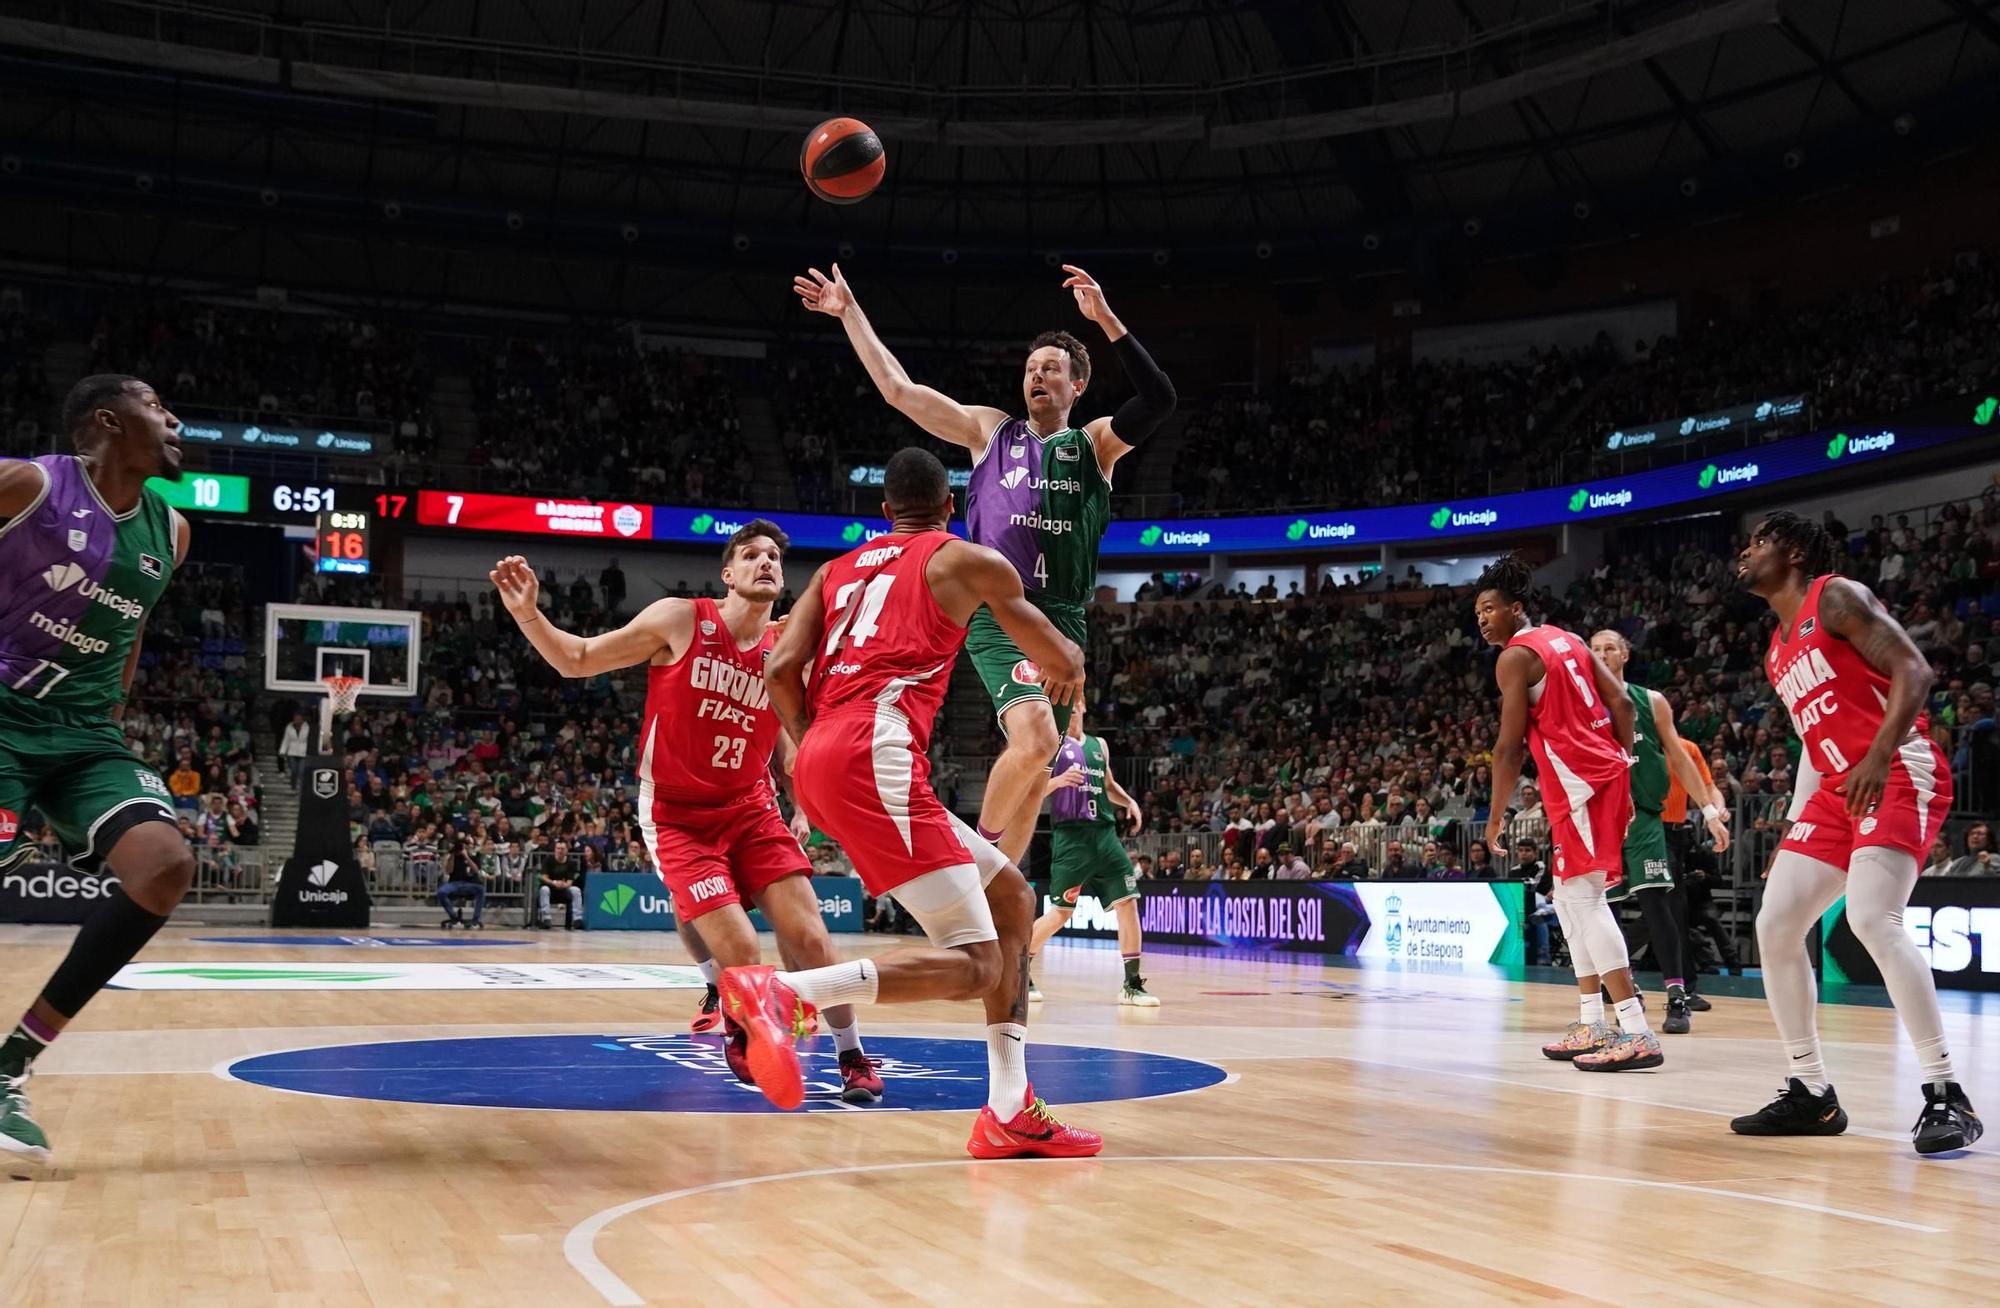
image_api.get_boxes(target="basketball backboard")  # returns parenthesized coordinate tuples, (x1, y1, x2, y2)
(264, 603, 422, 699)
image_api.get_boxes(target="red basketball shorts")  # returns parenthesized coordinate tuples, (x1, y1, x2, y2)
(1780, 737, 1951, 867)
(1548, 779, 1634, 884)
(793, 707, 974, 897)
(641, 787, 809, 922)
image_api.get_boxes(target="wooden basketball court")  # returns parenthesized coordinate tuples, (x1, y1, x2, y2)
(0, 924, 1993, 1306)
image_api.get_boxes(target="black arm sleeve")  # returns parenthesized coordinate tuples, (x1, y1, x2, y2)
(1108, 332, 1177, 445)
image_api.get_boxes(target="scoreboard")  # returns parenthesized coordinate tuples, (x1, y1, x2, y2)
(314, 509, 373, 575)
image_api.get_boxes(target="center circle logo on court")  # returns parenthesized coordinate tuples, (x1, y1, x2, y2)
(225, 1033, 1225, 1114)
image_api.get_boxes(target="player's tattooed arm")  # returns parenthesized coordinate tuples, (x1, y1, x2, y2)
(766, 563, 831, 747)
(792, 264, 1006, 454)
(1819, 576, 1935, 815)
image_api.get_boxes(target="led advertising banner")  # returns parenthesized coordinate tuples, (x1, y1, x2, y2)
(1044, 879, 1527, 966)
(1602, 394, 1807, 452)
(407, 424, 1983, 556)
(175, 418, 384, 457)
(1822, 877, 2000, 993)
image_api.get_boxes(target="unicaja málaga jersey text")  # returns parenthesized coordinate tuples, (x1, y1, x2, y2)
(0, 456, 176, 716)
(1051, 733, 1116, 826)
(964, 418, 1111, 609)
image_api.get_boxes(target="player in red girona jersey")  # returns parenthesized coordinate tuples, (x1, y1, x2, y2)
(1476, 555, 1662, 1072)
(1731, 510, 1979, 1154)
(725, 448, 1102, 1159)
(490, 520, 884, 1104)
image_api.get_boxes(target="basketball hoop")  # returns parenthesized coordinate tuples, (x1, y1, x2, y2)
(319, 674, 365, 744)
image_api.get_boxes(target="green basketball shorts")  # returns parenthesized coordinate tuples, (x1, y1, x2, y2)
(964, 599, 1087, 739)
(1048, 822, 1138, 910)
(0, 693, 178, 874)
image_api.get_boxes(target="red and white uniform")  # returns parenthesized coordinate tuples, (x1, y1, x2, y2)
(792, 530, 977, 895)
(1509, 624, 1633, 881)
(1768, 574, 1949, 866)
(637, 597, 808, 921)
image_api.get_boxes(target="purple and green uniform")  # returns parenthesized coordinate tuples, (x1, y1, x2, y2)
(1048, 733, 1137, 909)
(963, 418, 1111, 734)
(0, 456, 180, 872)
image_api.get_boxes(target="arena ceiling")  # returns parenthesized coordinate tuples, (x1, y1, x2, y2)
(0, 0, 1995, 302)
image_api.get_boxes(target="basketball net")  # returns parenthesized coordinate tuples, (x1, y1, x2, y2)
(319, 674, 364, 749)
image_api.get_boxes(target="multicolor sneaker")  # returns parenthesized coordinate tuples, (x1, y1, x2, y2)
(839, 1050, 885, 1105)
(1573, 1030, 1665, 1072)
(690, 984, 722, 1035)
(1118, 976, 1161, 1007)
(1913, 1081, 1983, 1156)
(0, 1070, 50, 1179)
(966, 1085, 1103, 1159)
(718, 965, 819, 1110)
(1731, 1078, 1847, 1136)
(1540, 1021, 1615, 1061)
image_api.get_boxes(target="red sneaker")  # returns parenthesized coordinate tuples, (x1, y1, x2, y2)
(838, 1050, 884, 1105)
(965, 1085, 1103, 1159)
(718, 965, 818, 1110)
(690, 984, 722, 1035)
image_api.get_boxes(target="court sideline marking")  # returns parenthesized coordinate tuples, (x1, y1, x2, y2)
(562, 1154, 1946, 1307)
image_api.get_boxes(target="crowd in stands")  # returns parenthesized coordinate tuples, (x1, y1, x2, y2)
(86, 300, 435, 450)
(467, 339, 751, 505)
(1170, 251, 1998, 515)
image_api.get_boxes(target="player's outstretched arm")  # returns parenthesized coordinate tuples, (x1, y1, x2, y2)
(766, 563, 831, 747)
(1484, 647, 1535, 856)
(1066, 265, 1176, 472)
(1652, 692, 1730, 852)
(942, 542, 1083, 705)
(489, 556, 684, 677)
(0, 458, 48, 529)
(793, 264, 1005, 452)
(1819, 575, 1935, 815)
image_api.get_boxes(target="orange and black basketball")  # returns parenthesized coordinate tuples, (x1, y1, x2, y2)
(801, 118, 886, 205)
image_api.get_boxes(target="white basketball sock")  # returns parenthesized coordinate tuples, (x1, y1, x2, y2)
(777, 959, 878, 1009)
(985, 1023, 1029, 1115)
(1784, 1036, 1829, 1094)
(1613, 995, 1649, 1037)
(1579, 993, 1605, 1026)
(697, 958, 720, 987)
(828, 1019, 863, 1056)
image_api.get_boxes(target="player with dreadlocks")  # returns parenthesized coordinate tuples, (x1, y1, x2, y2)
(1476, 554, 1661, 1071)
(1731, 510, 1980, 1153)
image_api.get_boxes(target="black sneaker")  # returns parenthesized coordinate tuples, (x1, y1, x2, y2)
(1913, 1081, 1983, 1156)
(440, 918, 459, 930)
(1663, 992, 1692, 1035)
(1731, 1078, 1847, 1136)
(1686, 993, 1713, 1012)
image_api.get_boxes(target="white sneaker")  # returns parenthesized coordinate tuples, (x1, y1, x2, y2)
(1027, 979, 1044, 1003)
(1118, 979, 1161, 1008)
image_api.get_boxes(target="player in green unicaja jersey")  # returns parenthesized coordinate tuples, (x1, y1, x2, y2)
(0, 375, 194, 1176)
(1023, 702, 1155, 1007)
(795, 261, 1176, 867)
(1588, 631, 1732, 1036)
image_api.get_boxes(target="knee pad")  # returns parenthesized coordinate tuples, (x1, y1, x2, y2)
(890, 863, 998, 949)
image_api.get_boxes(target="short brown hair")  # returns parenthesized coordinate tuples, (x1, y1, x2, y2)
(722, 518, 789, 564)
(1029, 330, 1091, 387)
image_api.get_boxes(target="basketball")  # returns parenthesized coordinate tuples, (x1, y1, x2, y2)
(801, 117, 885, 205)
